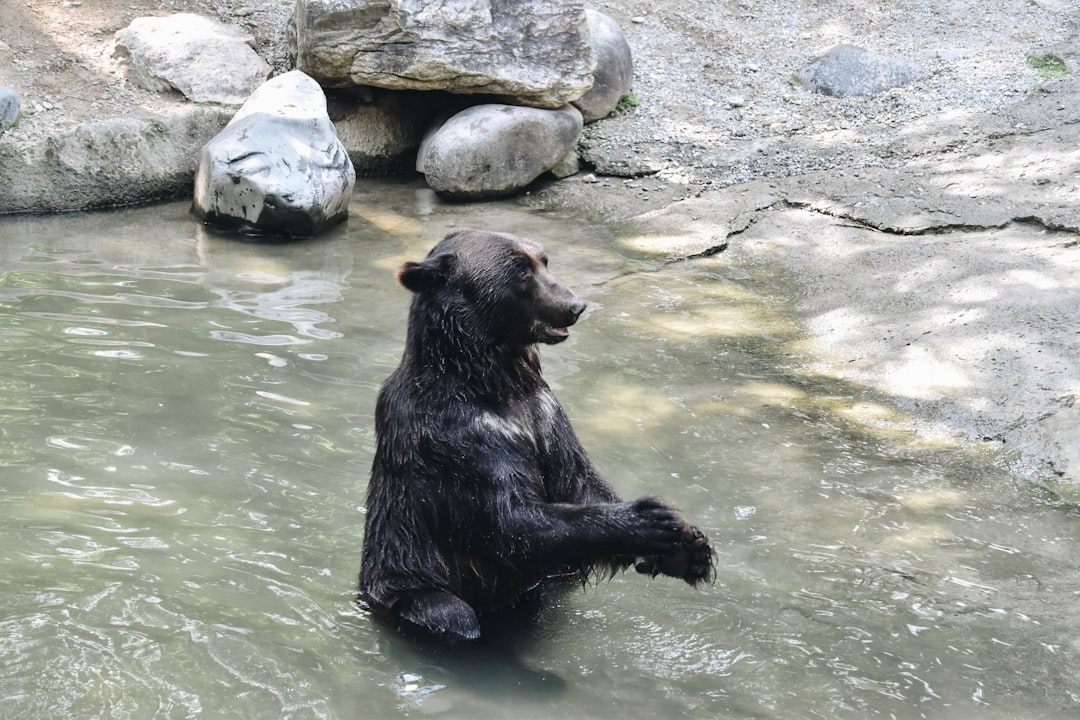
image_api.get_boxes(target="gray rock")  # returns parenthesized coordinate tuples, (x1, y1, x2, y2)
(419, 104, 583, 200)
(292, 0, 595, 109)
(327, 90, 442, 176)
(549, 149, 581, 179)
(0, 86, 20, 133)
(574, 10, 634, 123)
(579, 142, 665, 178)
(111, 13, 272, 105)
(0, 108, 233, 213)
(795, 44, 924, 97)
(192, 71, 355, 237)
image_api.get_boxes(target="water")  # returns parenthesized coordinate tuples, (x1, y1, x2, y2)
(1, 181, 1078, 719)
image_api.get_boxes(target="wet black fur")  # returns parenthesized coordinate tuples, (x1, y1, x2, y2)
(359, 230, 715, 642)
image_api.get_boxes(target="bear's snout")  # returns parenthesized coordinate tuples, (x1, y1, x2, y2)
(534, 291, 586, 345)
(569, 298, 587, 320)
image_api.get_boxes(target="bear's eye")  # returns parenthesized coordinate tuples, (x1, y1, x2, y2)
(516, 267, 531, 280)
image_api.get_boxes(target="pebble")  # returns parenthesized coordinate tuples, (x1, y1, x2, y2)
(0, 87, 20, 132)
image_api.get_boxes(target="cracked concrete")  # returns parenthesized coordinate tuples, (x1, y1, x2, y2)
(533, 70, 1080, 490)
(736, 206, 1080, 485)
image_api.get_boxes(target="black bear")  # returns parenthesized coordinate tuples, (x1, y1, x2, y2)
(359, 229, 714, 642)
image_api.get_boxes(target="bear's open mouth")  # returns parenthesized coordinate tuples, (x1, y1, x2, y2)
(540, 325, 571, 343)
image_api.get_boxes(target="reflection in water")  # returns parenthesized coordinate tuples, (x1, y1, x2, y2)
(195, 225, 351, 347)
(0, 183, 1079, 719)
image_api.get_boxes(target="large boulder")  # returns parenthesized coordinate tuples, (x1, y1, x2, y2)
(192, 71, 355, 237)
(111, 13, 272, 105)
(292, 0, 595, 109)
(795, 44, 924, 97)
(0, 109, 233, 213)
(574, 10, 634, 123)
(418, 103, 583, 200)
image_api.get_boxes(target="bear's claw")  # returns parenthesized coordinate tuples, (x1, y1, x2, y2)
(635, 525, 716, 586)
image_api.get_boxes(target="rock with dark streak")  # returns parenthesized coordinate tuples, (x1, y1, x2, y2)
(192, 71, 355, 238)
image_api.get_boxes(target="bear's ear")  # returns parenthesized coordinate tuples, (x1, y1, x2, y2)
(397, 253, 455, 293)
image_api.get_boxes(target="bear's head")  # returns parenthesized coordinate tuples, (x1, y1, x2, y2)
(398, 230, 586, 347)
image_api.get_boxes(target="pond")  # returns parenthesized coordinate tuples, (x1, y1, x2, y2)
(1, 180, 1078, 719)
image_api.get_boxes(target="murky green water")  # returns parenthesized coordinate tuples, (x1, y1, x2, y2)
(2, 181, 1078, 719)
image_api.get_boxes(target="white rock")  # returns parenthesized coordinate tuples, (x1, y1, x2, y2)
(111, 13, 271, 105)
(192, 71, 355, 237)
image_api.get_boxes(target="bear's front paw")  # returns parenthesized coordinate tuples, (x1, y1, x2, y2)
(679, 525, 716, 586)
(635, 525, 715, 587)
(627, 496, 684, 550)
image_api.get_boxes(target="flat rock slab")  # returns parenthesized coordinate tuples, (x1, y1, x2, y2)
(292, 0, 594, 108)
(111, 13, 272, 105)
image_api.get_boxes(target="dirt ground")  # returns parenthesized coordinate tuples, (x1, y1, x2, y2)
(2, 1, 1079, 489)
(0, 1, 292, 151)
